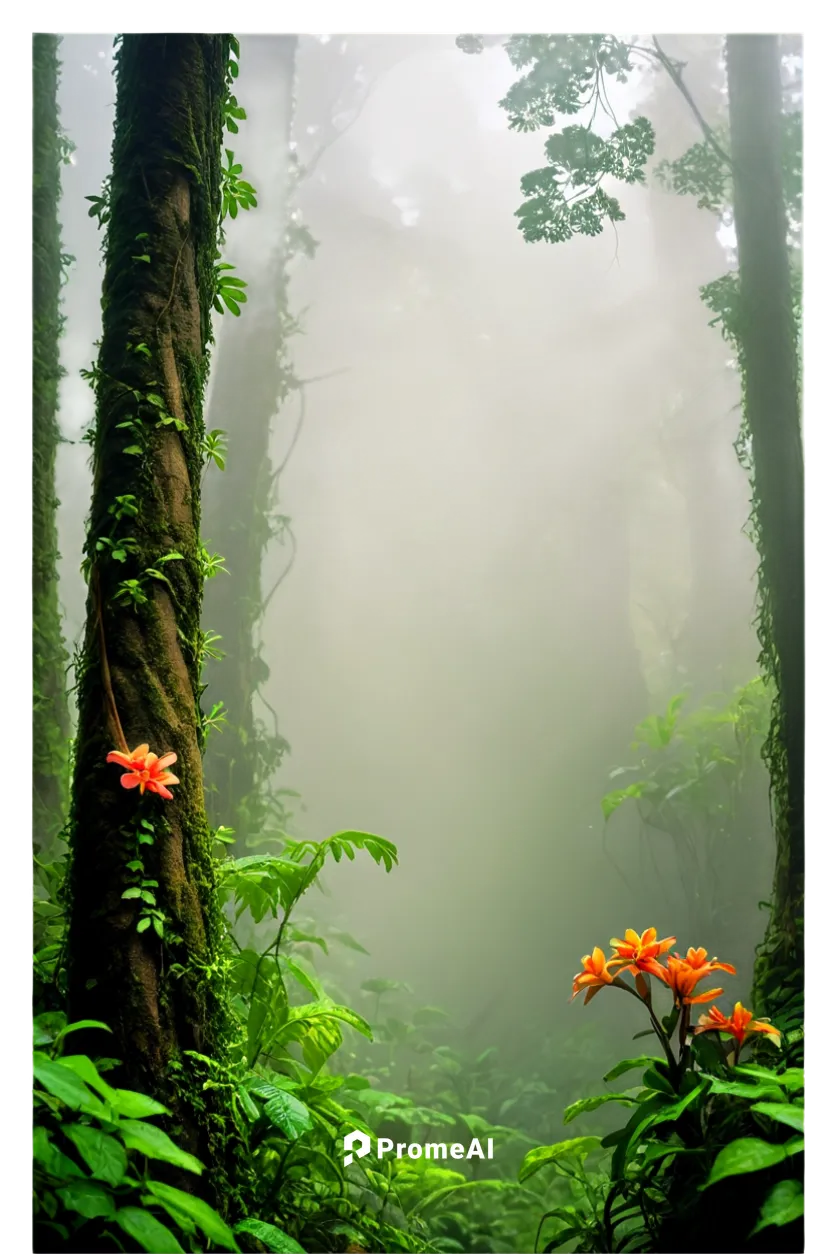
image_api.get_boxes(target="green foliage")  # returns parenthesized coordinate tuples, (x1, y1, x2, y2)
(33, 1017, 240, 1251)
(494, 36, 655, 243)
(601, 681, 772, 941)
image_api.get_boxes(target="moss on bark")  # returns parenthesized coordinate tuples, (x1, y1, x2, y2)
(726, 35, 804, 1011)
(65, 34, 245, 1210)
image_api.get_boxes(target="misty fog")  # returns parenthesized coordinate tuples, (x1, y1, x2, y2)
(54, 33, 771, 1055)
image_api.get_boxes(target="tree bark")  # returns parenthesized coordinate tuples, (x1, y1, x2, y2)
(726, 34, 804, 988)
(202, 36, 297, 840)
(33, 34, 70, 852)
(66, 34, 240, 1202)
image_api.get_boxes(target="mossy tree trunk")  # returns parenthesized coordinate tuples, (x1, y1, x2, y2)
(66, 34, 241, 1200)
(33, 34, 70, 853)
(203, 36, 297, 840)
(726, 35, 804, 1000)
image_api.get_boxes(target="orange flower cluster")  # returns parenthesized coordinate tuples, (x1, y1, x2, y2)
(106, 743, 180, 800)
(570, 926, 779, 1049)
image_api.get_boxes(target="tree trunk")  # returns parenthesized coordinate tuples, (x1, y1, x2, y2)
(645, 37, 756, 696)
(66, 34, 240, 1202)
(726, 34, 804, 993)
(33, 34, 70, 852)
(202, 36, 297, 840)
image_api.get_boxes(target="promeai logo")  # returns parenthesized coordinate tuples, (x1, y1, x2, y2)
(343, 1129, 371, 1166)
(343, 1129, 493, 1164)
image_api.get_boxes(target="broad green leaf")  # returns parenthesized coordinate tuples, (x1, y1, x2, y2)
(603, 1056, 663, 1083)
(33, 1127, 85, 1180)
(34, 1011, 67, 1046)
(752, 1179, 804, 1234)
(262, 1090, 313, 1140)
(278, 1000, 373, 1044)
(519, 1137, 601, 1183)
(733, 1065, 804, 1094)
(708, 1077, 785, 1101)
(118, 1120, 204, 1174)
(234, 1219, 305, 1252)
(563, 1091, 640, 1124)
(705, 1136, 804, 1187)
(56, 1181, 115, 1221)
(110, 1088, 169, 1118)
(64, 1125, 127, 1186)
(52, 1053, 117, 1104)
(145, 1181, 239, 1250)
(33, 1057, 106, 1116)
(601, 781, 650, 819)
(281, 956, 325, 999)
(116, 1207, 184, 1252)
(751, 1101, 804, 1133)
(329, 930, 370, 955)
(360, 978, 403, 996)
(54, 1018, 112, 1048)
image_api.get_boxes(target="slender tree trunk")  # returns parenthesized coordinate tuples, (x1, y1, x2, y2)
(726, 34, 804, 991)
(645, 37, 756, 695)
(203, 36, 297, 839)
(33, 34, 70, 852)
(66, 34, 240, 1201)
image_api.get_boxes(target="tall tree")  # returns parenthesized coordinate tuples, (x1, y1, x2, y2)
(66, 34, 241, 1197)
(33, 34, 71, 852)
(202, 36, 298, 842)
(642, 37, 756, 695)
(725, 33, 804, 994)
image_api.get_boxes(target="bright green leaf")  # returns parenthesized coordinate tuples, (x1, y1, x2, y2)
(145, 1181, 239, 1251)
(116, 1207, 184, 1252)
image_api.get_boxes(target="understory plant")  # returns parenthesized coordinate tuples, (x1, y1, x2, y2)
(521, 926, 803, 1252)
(601, 682, 773, 948)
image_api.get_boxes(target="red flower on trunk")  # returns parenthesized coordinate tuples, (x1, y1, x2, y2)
(106, 743, 180, 800)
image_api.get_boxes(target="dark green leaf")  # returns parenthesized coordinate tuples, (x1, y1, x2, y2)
(752, 1179, 804, 1234)
(56, 1182, 116, 1221)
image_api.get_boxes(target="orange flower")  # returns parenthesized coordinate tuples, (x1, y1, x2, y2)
(609, 927, 675, 981)
(571, 947, 618, 1004)
(659, 948, 737, 1006)
(107, 744, 179, 800)
(694, 1002, 781, 1047)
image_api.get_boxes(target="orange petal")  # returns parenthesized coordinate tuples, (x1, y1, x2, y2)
(686, 987, 724, 1005)
(120, 773, 141, 789)
(156, 772, 179, 786)
(107, 751, 134, 768)
(144, 752, 159, 767)
(130, 744, 150, 760)
(750, 1020, 781, 1037)
(157, 752, 177, 770)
